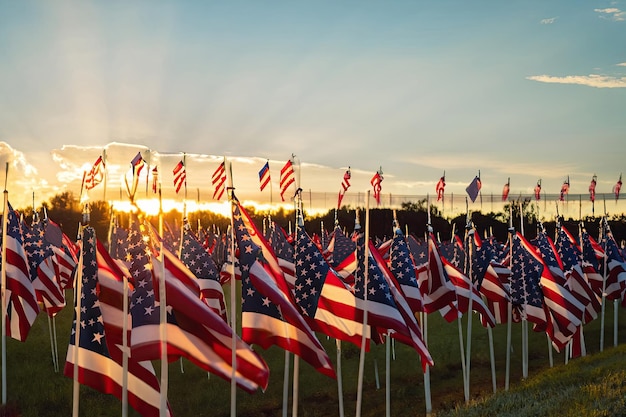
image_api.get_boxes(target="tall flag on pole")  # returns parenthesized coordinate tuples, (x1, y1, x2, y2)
(279, 159, 295, 201)
(173, 160, 186, 194)
(151, 166, 158, 193)
(371, 167, 383, 205)
(84, 156, 105, 190)
(502, 178, 510, 201)
(212, 161, 226, 200)
(125, 152, 145, 201)
(64, 226, 167, 417)
(337, 167, 351, 209)
(258, 161, 271, 192)
(560, 176, 570, 201)
(465, 173, 482, 203)
(589, 175, 597, 202)
(436, 173, 445, 202)
(614, 174, 622, 201)
(534, 179, 542, 201)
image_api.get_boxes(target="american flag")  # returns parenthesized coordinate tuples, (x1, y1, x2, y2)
(180, 225, 227, 322)
(324, 226, 357, 283)
(125, 152, 145, 200)
(265, 221, 295, 287)
(84, 155, 105, 190)
(172, 160, 186, 194)
(1, 202, 39, 341)
(370, 169, 383, 205)
(436, 175, 445, 201)
(337, 168, 351, 209)
(23, 219, 65, 316)
(406, 234, 428, 268)
(231, 199, 335, 378)
(416, 234, 459, 322)
(502, 178, 510, 201)
(64, 227, 168, 417)
(151, 166, 158, 193)
(613, 174, 622, 201)
(258, 161, 271, 192)
(294, 226, 368, 349)
(580, 230, 604, 297)
(589, 175, 597, 202)
(451, 235, 466, 270)
(44, 219, 78, 290)
(534, 179, 542, 201)
(466, 175, 482, 203)
(600, 225, 626, 302)
(560, 176, 570, 201)
(388, 230, 424, 313)
(211, 161, 226, 200)
(279, 159, 295, 201)
(472, 235, 511, 325)
(219, 228, 241, 284)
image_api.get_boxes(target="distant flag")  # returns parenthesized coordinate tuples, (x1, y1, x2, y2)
(436, 173, 445, 202)
(337, 167, 351, 209)
(465, 173, 482, 203)
(258, 161, 271, 192)
(613, 174, 622, 201)
(173, 160, 186, 194)
(212, 161, 226, 200)
(279, 159, 295, 201)
(84, 155, 105, 190)
(589, 175, 597, 202)
(534, 179, 542, 201)
(125, 152, 145, 200)
(502, 178, 510, 201)
(371, 167, 383, 205)
(151, 166, 158, 193)
(560, 176, 570, 201)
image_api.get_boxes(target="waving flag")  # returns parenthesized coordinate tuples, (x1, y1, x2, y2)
(614, 174, 622, 201)
(436, 174, 445, 202)
(580, 230, 604, 298)
(370, 168, 383, 205)
(589, 175, 597, 202)
(388, 229, 424, 313)
(337, 168, 351, 209)
(466, 174, 482, 203)
(211, 161, 226, 200)
(151, 166, 158, 193)
(324, 226, 357, 283)
(502, 178, 510, 201)
(173, 160, 186, 194)
(258, 161, 271, 192)
(64, 227, 168, 417)
(125, 152, 145, 200)
(279, 159, 295, 201)
(84, 155, 105, 190)
(600, 224, 626, 302)
(560, 176, 570, 201)
(534, 179, 542, 201)
(1, 202, 39, 341)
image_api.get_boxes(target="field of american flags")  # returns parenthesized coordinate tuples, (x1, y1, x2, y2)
(2, 285, 626, 416)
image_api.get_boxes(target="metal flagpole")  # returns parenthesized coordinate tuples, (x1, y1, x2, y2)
(292, 154, 302, 417)
(226, 159, 238, 417)
(1, 163, 9, 404)
(355, 195, 371, 417)
(72, 218, 86, 417)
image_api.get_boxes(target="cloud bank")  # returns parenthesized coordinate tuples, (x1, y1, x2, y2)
(527, 74, 626, 88)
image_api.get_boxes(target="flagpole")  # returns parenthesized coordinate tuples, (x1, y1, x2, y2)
(121, 257, 129, 417)
(505, 204, 513, 391)
(102, 148, 107, 202)
(226, 159, 238, 417)
(355, 192, 370, 417)
(72, 220, 86, 417)
(292, 155, 302, 417)
(423, 194, 433, 415)
(464, 200, 474, 404)
(1, 163, 9, 404)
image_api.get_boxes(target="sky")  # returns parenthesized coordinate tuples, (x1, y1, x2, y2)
(0, 1, 624, 217)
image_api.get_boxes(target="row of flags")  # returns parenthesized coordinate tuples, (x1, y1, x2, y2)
(4, 193, 626, 414)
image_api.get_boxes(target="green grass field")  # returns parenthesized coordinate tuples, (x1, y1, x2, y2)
(3, 291, 626, 416)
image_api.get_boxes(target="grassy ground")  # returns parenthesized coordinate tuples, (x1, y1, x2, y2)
(2, 294, 626, 416)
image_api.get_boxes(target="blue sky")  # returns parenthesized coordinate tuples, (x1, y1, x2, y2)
(0, 1, 624, 214)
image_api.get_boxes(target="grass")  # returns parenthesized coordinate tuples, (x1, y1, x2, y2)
(2, 294, 626, 416)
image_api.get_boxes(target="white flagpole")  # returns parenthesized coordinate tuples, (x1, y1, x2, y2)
(355, 192, 371, 417)
(292, 155, 303, 417)
(226, 159, 238, 417)
(336, 339, 345, 417)
(102, 148, 107, 202)
(464, 211, 474, 403)
(121, 265, 130, 417)
(46, 315, 58, 372)
(72, 225, 85, 417)
(423, 195, 432, 415)
(1, 163, 9, 404)
(385, 333, 391, 417)
(519, 202, 529, 379)
(505, 205, 513, 390)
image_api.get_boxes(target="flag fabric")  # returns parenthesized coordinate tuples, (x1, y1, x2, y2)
(180, 225, 227, 322)
(23, 220, 65, 316)
(589, 176, 597, 202)
(560, 176, 570, 201)
(84, 155, 105, 190)
(580, 230, 604, 298)
(502, 179, 510, 201)
(436, 175, 445, 202)
(294, 226, 368, 349)
(337, 168, 351, 209)
(600, 225, 626, 303)
(64, 227, 168, 417)
(45, 219, 78, 290)
(370, 170, 383, 205)
(614, 174, 623, 201)
(324, 226, 358, 283)
(173, 160, 186, 194)
(279, 159, 295, 201)
(231, 198, 335, 378)
(388, 229, 424, 313)
(127, 219, 269, 392)
(1, 203, 39, 341)
(466, 175, 482, 203)
(211, 161, 226, 200)
(125, 152, 145, 200)
(151, 166, 158, 193)
(264, 221, 295, 287)
(534, 180, 542, 201)
(258, 161, 271, 192)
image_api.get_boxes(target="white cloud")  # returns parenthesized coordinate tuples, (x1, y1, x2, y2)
(617, 62, 626, 67)
(526, 74, 626, 88)
(594, 8, 625, 21)
(540, 17, 558, 24)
